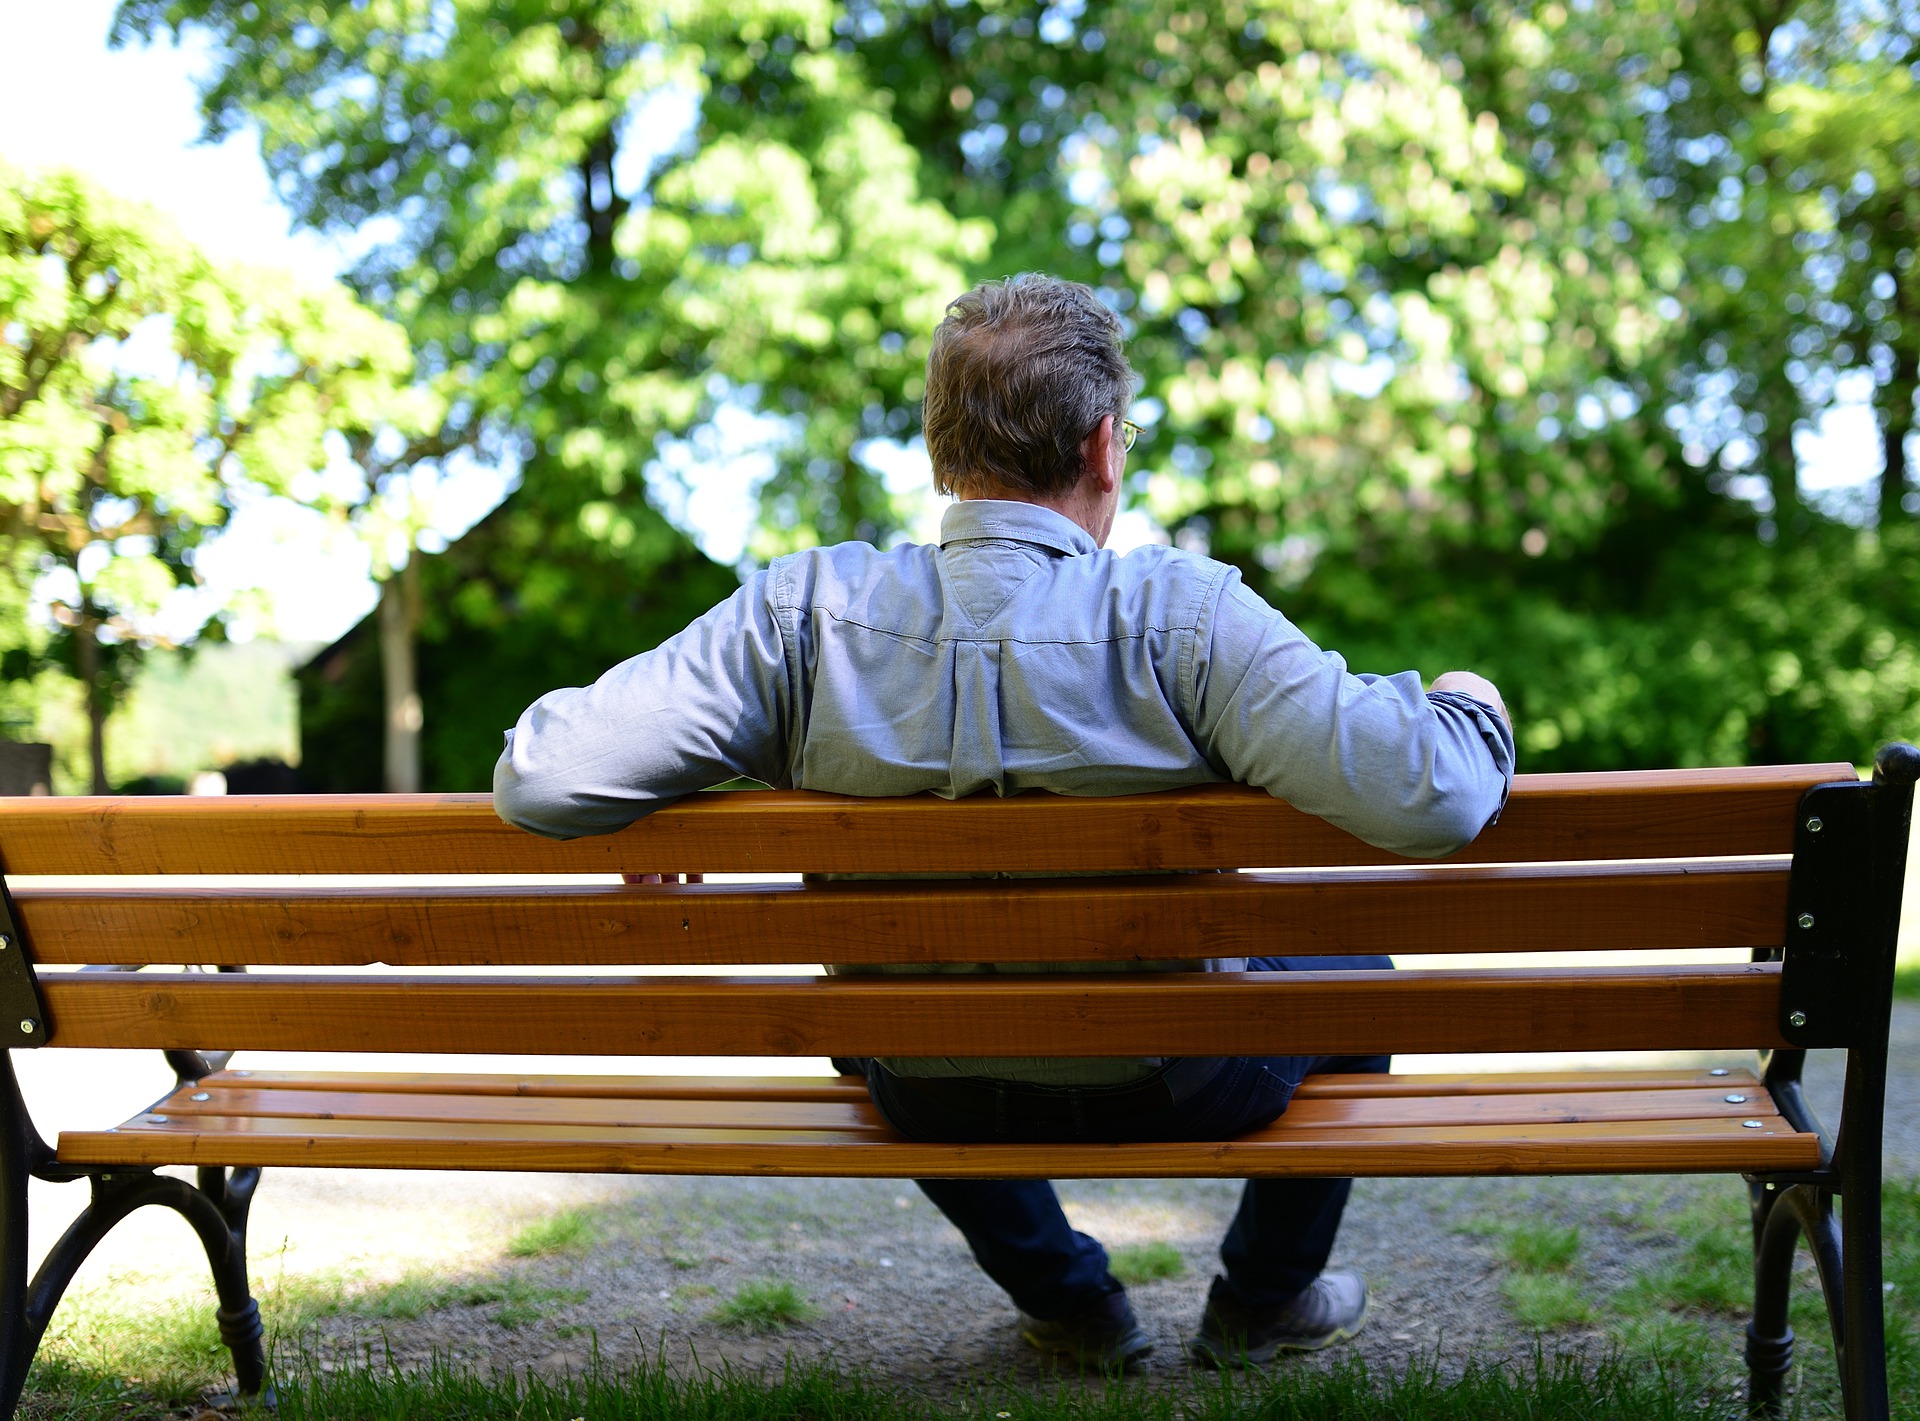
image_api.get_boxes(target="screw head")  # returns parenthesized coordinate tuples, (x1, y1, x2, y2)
(147, 1114, 168, 1123)
(190, 1092, 211, 1102)
(1806, 816, 1823, 833)
(1797, 912, 1816, 930)
(1724, 1093, 1749, 1104)
(0, 935, 10, 950)
(16, 1019, 33, 1035)
(1710, 1067, 1730, 1077)
(1742, 1120, 1765, 1129)
(1789, 1010, 1808, 1028)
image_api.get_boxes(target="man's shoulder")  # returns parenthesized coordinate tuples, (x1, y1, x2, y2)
(766, 538, 942, 610)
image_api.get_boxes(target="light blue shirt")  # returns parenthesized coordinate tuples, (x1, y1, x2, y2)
(496, 499, 1514, 1085)
(495, 499, 1514, 855)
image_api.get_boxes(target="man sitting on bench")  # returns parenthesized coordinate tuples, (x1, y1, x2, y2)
(494, 273, 1515, 1370)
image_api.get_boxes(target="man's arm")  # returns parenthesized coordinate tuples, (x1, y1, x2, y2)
(1192, 575, 1515, 858)
(492, 572, 789, 839)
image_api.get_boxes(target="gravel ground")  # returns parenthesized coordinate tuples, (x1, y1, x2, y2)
(20, 1004, 1913, 1398)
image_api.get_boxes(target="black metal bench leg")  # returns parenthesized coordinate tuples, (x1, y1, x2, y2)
(1750, 1183, 1884, 1421)
(196, 1166, 266, 1397)
(16, 1169, 267, 1405)
(0, 1069, 37, 1420)
(1746, 1181, 1797, 1419)
(1836, 1168, 1889, 1421)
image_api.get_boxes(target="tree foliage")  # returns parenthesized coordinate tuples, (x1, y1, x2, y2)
(0, 159, 420, 788)
(116, 0, 1920, 774)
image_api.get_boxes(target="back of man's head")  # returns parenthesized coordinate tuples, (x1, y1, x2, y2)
(922, 274, 1134, 501)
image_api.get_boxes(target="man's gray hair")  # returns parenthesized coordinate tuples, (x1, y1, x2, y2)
(922, 274, 1134, 500)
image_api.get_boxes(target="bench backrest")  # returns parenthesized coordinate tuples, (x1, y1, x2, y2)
(0, 760, 1909, 1062)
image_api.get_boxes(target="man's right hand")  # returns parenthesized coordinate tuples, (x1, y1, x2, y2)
(1430, 671, 1512, 734)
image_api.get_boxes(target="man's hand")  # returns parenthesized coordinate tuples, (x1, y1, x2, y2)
(1430, 671, 1512, 734)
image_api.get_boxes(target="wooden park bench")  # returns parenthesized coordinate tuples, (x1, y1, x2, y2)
(0, 746, 1911, 1419)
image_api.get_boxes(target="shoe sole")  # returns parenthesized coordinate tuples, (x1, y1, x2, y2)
(1187, 1297, 1369, 1368)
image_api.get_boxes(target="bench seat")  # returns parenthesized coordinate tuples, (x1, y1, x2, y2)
(58, 1067, 1821, 1178)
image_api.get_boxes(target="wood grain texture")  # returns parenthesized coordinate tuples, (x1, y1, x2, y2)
(195, 1066, 1756, 1101)
(11, 859, 1789, 966)
(1293, 1068, 1760, 1097)
(197, 1070, 872, 1101)
(0, 763, 1852, 876)
(54, 1109, 1820, 1177)
(38, 964, 1790, 1056)
(145, 1082, 1777, 1133)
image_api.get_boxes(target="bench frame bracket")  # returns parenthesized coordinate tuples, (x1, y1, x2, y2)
(1744, 742, 1915, 1421)
(0, 879, 49, 1048)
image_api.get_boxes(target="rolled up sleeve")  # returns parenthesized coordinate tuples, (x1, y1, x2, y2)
(1193, 575, 1514, 858)
(493, 572, 789, 839)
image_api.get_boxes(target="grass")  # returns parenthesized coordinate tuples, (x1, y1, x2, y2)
(708, 1279, 817, 1333)
(1501, 1274, 1594, 1329)
(1897, 960, 1919, 999)
(1457, 1214, 1594, 1330)
(253, 1346, 1743, 1421)
(1108, 1241, 1186, 1286)
(508, 1207, 596, 1257)
(1502, 1222, 1582, 1273)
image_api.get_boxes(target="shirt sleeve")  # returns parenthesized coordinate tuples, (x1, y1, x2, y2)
(1192, 572, 1515, 858)
(492, 570, 790, 839)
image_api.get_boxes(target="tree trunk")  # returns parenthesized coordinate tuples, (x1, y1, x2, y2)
(1762, 371, 1802, 538)
(1881, 342, 1916, 526)
(74, 611, 108, 795)
(379, 557, 422, 794)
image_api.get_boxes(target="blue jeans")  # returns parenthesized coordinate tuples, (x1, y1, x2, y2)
(859, 955, 1392, 1320)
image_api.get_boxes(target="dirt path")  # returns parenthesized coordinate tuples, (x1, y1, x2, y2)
(22, 1005, 1915, 1395)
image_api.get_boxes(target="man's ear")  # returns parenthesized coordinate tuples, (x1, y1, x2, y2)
(1080, 414, 1119, 493)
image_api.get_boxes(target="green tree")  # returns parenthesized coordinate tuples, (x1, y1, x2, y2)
(0, 160, 420, 790)
(121, 0, 1920, 774)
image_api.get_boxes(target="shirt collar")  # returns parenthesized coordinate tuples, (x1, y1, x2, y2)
(939, 499, 1099, 557)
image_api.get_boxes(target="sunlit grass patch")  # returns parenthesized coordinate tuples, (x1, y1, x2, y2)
(1108, 1241, 1185, 1286)
(29, 1287, 232, 1408)
(1503, 1222, 1582, 1273)
(1502, 1273, 1594, 1330)
(508, 1207, 595, 1258)
(709, 1279, 816, 1333)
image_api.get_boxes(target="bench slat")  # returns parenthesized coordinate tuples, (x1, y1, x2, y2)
(0, 764, 1852, 875)
(12, 859, 1789, 966)
(203, 1070, 875, 1101)
(39, 965, 1789, 1056)
(193, 1066, 1760, 1100)
(152, 1083, 1783, 1132)
(56, 1109, 1821, 1177)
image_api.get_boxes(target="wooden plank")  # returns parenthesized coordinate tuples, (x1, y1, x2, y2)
(54, 1110, 1820, 1177)
(201, 1067, 1755, 1105)
(160, 1087, 893, 1132)
(38, 964, 1791, 1056)
(196, 1070, 870, 1101)
(11, 859, 1790, 966)
(0, 764, 1853, 876)
(1293, 1069, 1760, 1097)
(193, 1066, 1755, 1101)
(151, 1083, 1773, 1133)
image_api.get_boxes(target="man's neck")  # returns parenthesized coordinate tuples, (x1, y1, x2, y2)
(959, 486, 1109, 547)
